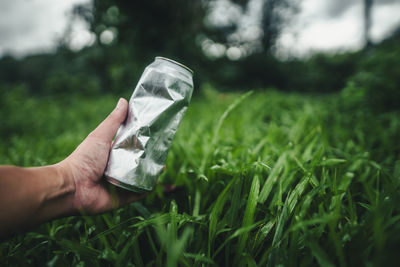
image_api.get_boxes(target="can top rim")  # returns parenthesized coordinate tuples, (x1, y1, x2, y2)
(156, 56, 194, 74)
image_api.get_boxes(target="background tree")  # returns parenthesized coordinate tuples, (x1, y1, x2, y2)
(205, 0, 299, 54)
(363, 0, 373, 48)
(260, 0, 299, 52)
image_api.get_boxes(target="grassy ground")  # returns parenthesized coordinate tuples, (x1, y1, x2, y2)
(1, 87, 399, 266)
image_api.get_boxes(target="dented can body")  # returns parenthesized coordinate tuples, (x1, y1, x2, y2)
(104, 57, 194, 192)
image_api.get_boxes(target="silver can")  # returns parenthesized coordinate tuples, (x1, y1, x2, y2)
(104, 57, 194, 192)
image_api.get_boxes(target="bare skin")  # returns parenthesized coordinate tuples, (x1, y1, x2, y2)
(0, 98, 144, 239)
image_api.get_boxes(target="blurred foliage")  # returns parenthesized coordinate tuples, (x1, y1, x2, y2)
(0, 1, 399, 112)
(0, 0, 300, 94)
(341, 30, 400, 112)
(282, 51, 362, 92)
(205, 0, 299, 52)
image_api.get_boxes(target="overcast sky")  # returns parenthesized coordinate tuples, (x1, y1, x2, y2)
(0, 0, 399, 58)
(0, 0, 91, 57)
(277, 0, 400, 57)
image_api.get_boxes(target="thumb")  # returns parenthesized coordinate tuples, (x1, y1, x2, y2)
(89, 98, 129, 142)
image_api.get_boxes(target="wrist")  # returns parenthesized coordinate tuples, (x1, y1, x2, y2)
(53, 161, 77, 215)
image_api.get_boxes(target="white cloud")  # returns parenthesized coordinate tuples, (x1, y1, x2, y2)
(0, 0, 91, 57)
(297, 4, 363, 50)
(371, 3, 400, 41)
(276, 0, 400, 58)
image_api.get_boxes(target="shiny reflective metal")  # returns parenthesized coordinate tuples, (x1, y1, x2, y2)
(104, 57, 194, 192)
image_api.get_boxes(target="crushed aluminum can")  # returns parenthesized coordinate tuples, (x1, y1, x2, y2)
(104, 57, 194, 192)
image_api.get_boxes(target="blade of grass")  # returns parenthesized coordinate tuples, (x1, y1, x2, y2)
(259, 152, 287, 204)
(306, 238, 335, 267)
(237, 174, 260, 253)
(208, 176, 237, 255)
(213, 222, 261, 259)
(200, 91, 253, 174)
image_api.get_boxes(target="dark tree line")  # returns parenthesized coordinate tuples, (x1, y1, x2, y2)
(1, 0, 399, 110)
(63, 0, 300, 91)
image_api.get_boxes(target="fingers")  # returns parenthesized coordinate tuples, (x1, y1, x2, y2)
(89, 98, 129, 142)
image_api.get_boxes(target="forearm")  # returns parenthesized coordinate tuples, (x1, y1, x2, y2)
(0, 164, 76, 238)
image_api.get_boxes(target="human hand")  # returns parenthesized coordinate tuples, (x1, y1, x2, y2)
(58, 98, 145, 215)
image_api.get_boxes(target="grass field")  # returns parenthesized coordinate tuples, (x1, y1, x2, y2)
(1, 87, 400, 266)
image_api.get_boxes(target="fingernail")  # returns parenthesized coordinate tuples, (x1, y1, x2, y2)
(116, 98, 124, 109)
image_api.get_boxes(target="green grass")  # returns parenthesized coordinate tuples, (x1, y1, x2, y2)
(1, 87, 400, 266)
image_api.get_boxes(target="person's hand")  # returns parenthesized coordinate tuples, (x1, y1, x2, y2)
(0, 98, 151, 238)
(58, 98, 144, 215)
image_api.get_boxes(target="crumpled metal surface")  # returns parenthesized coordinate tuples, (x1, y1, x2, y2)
(104, 57, 194, 192)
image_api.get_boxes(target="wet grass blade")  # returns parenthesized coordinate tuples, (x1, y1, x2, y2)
(259, 153, 287, 204)
(208, 177, 237, 255)
(237, 175, 260, 253)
